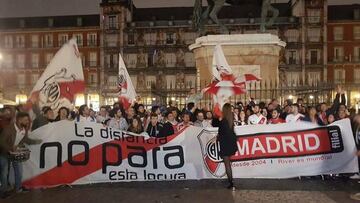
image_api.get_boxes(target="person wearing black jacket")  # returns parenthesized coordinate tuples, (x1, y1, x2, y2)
(146, 113, 174, 138)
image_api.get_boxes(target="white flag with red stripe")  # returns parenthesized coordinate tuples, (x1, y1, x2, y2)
(26, 38, 85, 115)
(117, 54, 136, 109)
(204, 44, 260, 117)
(212, 44, 232, 81)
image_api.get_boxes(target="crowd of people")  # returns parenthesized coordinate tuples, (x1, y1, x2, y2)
(0, 86, 360, 195)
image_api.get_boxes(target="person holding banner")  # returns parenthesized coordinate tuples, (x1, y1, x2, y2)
(217, 103, 237, 190)
(0, 112, 42, 194)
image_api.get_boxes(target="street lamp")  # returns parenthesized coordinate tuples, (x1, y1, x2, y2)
(0, 53, 3, 61)
(309, 95, 314, 100)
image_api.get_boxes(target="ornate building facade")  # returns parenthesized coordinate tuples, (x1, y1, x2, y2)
(0, 15, 102, 109)
(327, 4, 360, 109)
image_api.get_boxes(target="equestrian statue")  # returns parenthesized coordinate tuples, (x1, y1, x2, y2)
(193, 0, 279, 35)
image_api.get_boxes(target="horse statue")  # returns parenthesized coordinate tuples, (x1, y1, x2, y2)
(193, 0, 279, 35)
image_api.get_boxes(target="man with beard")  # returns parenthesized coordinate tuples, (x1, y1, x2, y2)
(268, 109, 285, 124)
(0, 112, 42, 195)
(248, 104, 267, 125)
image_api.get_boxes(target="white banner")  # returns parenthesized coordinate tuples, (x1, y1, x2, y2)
(22, 119, 358, 188)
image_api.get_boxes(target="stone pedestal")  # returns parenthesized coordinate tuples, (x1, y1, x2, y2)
(189, 34, 286, 89)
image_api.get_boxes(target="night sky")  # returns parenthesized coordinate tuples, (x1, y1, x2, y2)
(0, 0, 358, 18)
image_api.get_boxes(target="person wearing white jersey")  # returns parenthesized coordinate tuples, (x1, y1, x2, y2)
(248, 104, 267, 125)
(285, 103, 305, 123)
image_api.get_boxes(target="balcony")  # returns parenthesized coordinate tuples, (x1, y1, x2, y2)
(14, 43, 25, 49)
(334, 79, 346, 84)
(306, 17, 321, 24)
(104, 63, 118, 70)
(31, 42, 39, 48)
(306, 58, 323, 66)
(352, 56, 360, 62)
(88, 61, 97, 67)
(43, 43, 54, 48)
(31, 63, 39, 68)
(104, 41, 120, 48)
(103, 23, 120, 33)
(332, 56, 345, 63)
(87, 41, 97, 47)
(333, 34, 343, 41)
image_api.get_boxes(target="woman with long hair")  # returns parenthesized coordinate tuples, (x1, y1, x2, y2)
(301, 106, 324, 125)
(218, 103, 237, 190)
(237, 110, 248, 126)
(55, 106, 70, 121)
(128, 116, 144, 134)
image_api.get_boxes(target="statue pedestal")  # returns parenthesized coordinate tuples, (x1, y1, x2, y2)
(189, 34, 286, 89)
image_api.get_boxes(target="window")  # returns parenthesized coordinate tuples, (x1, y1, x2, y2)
(165, 53, 176, 67)
(31, 74, 39, 85)
(15, 35, 25, 48)
(184, 32, 196, 44)
(89, 52, 97, 67)
(286, 72, 300, 87)
(31, 54, 39, 68)
(89, 73, 97, 84)
(4, 35, 13, 48)
(287, 50, 298, 64)
(74, 33, 83, 47)
(354, 46, 360, 62)
(185, 52, 195, 67)
(3, 54, 13, 68)
(108, 15, 118, 29)
(307, 9, 320, 23)
(334, 69, 345, 84)
(105, 54, 118, 69)
(334, 47, 344, 62)
(307, 28, 321, 42)
(307, 72, 321, 86)
(43, 34, 53, 47)
(309, 50, 319, 64)
(166, 33, 174, 44)
(31, 35, 39, 48)
(77, 17, 82, 26)
(48, 18, 54, 27)
(17, 74, 25, 86)
(107, 76, 118, 89)
(45, 53, 54, 65)
(17, 54, 25, 68)
(354, 26, 360, 40)
(127, 33, 135, 45)
(354, 69, 360, 83)
(334, 27, 343, 41)
(87, 33, 97, 46)
(19, 19, 25, 28)
(106, 34, 118, 47)
(58, 34, 68, 46)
